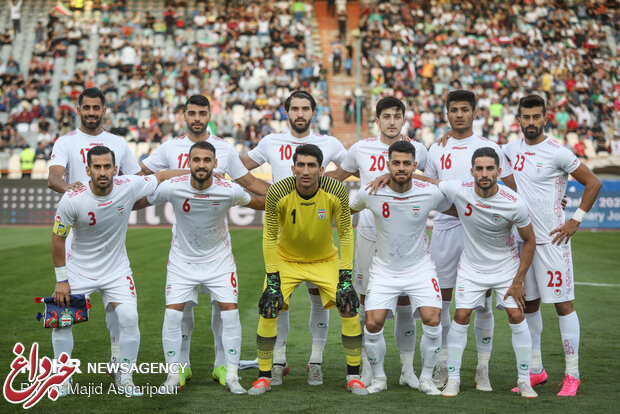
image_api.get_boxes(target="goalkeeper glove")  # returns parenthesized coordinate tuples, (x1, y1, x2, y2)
(258, 271, 284, 318)
(336, 269, 359, 316)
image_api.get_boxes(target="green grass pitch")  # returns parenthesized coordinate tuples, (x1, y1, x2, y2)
(1, 228, 619, 413)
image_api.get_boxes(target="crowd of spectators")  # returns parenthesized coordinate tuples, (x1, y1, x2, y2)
(358, 0, 619, 159)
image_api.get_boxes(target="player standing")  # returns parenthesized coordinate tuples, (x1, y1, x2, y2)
(247, 144, 366, 395)
(349, 141, 450, 395)
(503, 95, 601, 396)
(140, 141, 265, 394)
(434, 147, 537, 398)
(48, 88, 141, 381)
(328, 97, 427, 388)
(139, 95, 269, 387)
(423, 90, 516, 390)
(51, 146, 181, 397)
(240, 91, 347, 385)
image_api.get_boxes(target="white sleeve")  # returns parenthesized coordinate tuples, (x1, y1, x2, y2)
(340, 144, 359, 173)
(247, 137, 269, 165)
(438, 180, 460, 202)
(225, 147, 250, 180)
(423, 145, 438, 179)
(415, 142, 428, 171)
(555, 146, 581, 174)
(49, 137, 69, 168)
(232, 182, 252, 206)
(349, 189, 368, 211)
(494, 144, 512, 178)
(146, 179, 170, 205)
(130, 175, 159, 200)
(142, 143, 169, 172)
(54, 194, 75, 227)
(330, 137, 347, 166)
(432, 187, 453, 212)
(119, 144, 141, 175)
(513, 199, 532, 229)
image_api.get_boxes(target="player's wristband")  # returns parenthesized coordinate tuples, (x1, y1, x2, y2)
(55, 266, 68, 283)
(571, 208, 586, 223)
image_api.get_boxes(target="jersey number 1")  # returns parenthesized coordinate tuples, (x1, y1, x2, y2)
(291, 209, 296, 223)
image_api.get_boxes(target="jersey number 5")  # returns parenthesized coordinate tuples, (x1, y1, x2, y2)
(464, 203, 473, 216)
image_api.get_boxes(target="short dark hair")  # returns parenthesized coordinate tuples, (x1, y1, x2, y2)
(293, 144, 323, 165)
(376, 97, 405, 118)
(189, 140, 216, 157)
(78, 88, 105, 106)
(185, 95, 211, 111)
(446, 90, 476, 111)
(471, 147, 499, 167)
(388, 141, 416, 161)
(518, 94, 546, 116)
(284, 90, 316, 112)
(87, 145, 115, 166)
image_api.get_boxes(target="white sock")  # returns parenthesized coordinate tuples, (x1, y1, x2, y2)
(180, 306, 194, 367)
(220, 309, 242, 379)
(439, 301, 452, 364)
(363, 326, 386, 378)
(308, 293, 328, 364)
(525, 310, 543, 374)
(420, 324, 442, 379)
(106, 310, 121, 361)
(274, 310, 289, 365)
(162, 308, 183, 365)
(559, 311, 580, 378)
(359, 304, 371, 374)
(474, 296, 494, 369)
(211, 302, 225, 367)
(52, 326, 73, 359)
(510, 320, 532, 381)
(446, 321, 469, 380)
(115, 303, 140, 382)
(394, 304, 415, 373)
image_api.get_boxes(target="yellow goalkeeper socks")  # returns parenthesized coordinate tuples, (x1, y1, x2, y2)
(341, 314, 362, 368)
(257, 316, 278, 374)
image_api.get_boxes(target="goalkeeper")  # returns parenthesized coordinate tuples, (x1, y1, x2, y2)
(248, 144, 366, 396)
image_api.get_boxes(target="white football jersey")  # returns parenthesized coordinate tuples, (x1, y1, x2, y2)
(424, 134, 511, 230)
(247, 130, 347, 181)
(50, 129, 140, 183)
(341, 136, 428, 240)
(438, 180, 530, 275)
(147, 175, 251, 263)
(350, 180, 451, 272)
(54, 175, 158, 280)
(503, 137, 580, 244)
(142, 134, 249, 179)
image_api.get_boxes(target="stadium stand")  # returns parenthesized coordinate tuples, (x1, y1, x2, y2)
(0, 0, 618, 179)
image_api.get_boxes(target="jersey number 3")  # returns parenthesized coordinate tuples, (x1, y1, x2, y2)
(88, 212, 96, 225)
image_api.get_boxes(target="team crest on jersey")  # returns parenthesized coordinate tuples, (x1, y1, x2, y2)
(412, 206, 420, 217)
(554, 288, 561, 297)
(492, 213, 501, 223)
(318, 209, 326, 220)
(457, 286, 465, 297)
(536, 162, 543, 173)
(116, 205, 125, 215)
(60, 309, 74, 327)
(212, 202, 221, 212)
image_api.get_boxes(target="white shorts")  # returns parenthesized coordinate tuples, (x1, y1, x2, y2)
(522, 242, 575, 303)
(429, 226, 464, 289)
(365, 254, 442, 314)
(454, 263, 518, 310)
(67, 270, 137, 311)
(166, 253, 238, 306)
(353, 234, 376, 295)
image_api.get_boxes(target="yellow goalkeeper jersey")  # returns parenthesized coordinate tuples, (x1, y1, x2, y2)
(263, 176, 354, 272)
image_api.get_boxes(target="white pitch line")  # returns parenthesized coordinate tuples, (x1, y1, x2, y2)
(575, 282, 620, 287)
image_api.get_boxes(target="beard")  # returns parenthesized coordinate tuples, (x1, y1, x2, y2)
(189, 123, 207, 135)
(81, 114, 102, 130)
(475, 177, 496, 191)
(93, 176, 113, 191)
(522, 125, 543, 140)
(290, 118, 311, 134)
(191, 168, 212, 183)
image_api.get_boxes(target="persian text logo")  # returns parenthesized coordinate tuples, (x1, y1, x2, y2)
(3, 342, 77, 409)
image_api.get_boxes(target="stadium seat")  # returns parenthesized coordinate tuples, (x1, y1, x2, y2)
(8, 153, 22, 179)
(31, 159, 49, 179)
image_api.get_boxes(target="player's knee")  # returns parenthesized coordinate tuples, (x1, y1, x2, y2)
(453, 309, 471, 325)
(554, 301, 574, 316)
(115, 304, 139, 328)
(364, 316, 384, 333)
(506, 309, 525, 324)
(524, 299, 541, 314)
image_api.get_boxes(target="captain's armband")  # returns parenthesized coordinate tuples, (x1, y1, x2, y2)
(53, 220, 72, 237)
